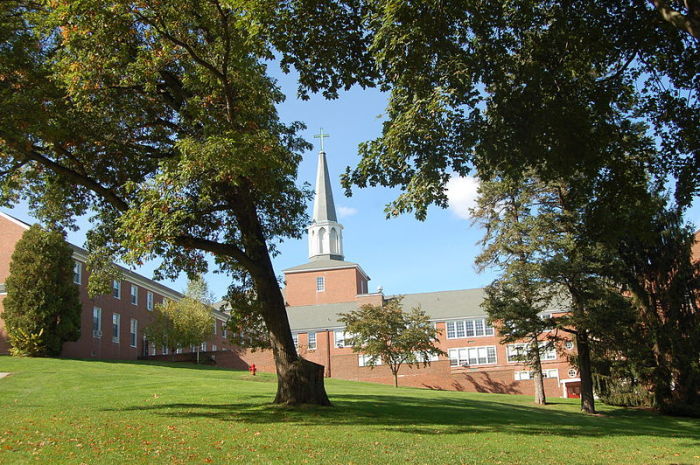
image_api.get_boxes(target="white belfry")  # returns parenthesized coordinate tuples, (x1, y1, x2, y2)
(308, 131, 344, 261)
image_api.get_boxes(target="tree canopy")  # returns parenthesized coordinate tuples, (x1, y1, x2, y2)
(339, 299, 444, 387)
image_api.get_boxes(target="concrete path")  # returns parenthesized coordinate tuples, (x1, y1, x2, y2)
(0, 373, 10, 379)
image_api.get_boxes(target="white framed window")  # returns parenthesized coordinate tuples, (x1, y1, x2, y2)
(514, 369, 559, 381)
(212, 344, 217, 352)
(162, 346, 169, 355)
(334, 330, 353, 348)
(448, 346, 497, 367)
(507, 342, 556, 363)
(316, 276, 325, 292)
(568, 369, 578, 378)
(176, 346, 182, 354)
(129, 319, 138, 347)
(292, 333, 299, 348)
(130, 285, 138, 305)
(308, 332, 317, 350)
(112, 313, 121, 343)
(445, 318, 494, 339)
(150, 345, 156, 356)
(565, 341, 574, 350)
(213, 321, 217, 335)
(359, 354, 382, 366)
(146, 291, 154, 311)
(73, 262, 82, 285)
(222, 326, 227, 338)
(414, 351, 440, 363)
(92, 307, 102, 338)
(201, 342, 207, 352)
(113, 280, 121, 299)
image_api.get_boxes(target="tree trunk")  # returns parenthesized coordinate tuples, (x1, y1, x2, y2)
(530, 339, 546, 405)
(576, 331, 596, 414)
(235, 187, 331, 406)
(392, 368, 399, 388)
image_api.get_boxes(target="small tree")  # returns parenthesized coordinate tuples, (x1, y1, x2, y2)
(144, 297, 213, 361)
(339, 299, 445, 387)
(4, 225, 81, 356)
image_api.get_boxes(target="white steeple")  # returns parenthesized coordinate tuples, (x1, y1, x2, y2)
(308, 129, 344, 261)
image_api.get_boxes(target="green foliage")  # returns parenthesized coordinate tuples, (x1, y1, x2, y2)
(339, 298, 444, 387)
(8, 328, 45, 357)
(144, 297, 214, 354)
(4, 225, 81, 356)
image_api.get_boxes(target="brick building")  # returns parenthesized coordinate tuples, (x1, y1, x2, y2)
(0, 211, 230, 359)
(226, 148, 582, 398)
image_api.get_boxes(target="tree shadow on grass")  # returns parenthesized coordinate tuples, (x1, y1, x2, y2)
(104, 392, 700, 446)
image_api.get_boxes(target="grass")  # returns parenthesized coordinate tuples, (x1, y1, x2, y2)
(0, 357, 698, 465)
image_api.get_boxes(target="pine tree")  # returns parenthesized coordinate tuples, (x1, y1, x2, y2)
(4, 225, 81, 356)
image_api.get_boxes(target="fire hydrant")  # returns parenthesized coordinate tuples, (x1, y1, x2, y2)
(249, 363, 257, 376)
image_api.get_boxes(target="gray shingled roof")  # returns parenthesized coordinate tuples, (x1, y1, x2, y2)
(312, 151, 337, 223)
(283, 287, 569, 332)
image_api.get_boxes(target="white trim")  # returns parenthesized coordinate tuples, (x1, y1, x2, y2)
(0, 211, 30, 230)
(560, 378, 581, 384)
(284, 263, 371, 282)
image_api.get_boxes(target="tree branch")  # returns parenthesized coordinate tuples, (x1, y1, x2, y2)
(648, 0, 700, 39)
(19, 145, 130, 212)
(174, 234, 258, 272)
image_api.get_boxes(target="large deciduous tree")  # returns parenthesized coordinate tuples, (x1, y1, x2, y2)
(0, 0, 354, 405)
(4, 225, 81, 356)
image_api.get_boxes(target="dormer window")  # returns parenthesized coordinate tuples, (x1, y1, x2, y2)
(316, 276, 325, 292)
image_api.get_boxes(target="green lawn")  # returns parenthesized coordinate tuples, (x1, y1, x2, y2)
(0, 357, 698, 465)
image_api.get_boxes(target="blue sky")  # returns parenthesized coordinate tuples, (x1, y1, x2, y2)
(3, 64, 699, 300)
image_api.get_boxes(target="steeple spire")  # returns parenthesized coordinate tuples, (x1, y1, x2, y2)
(308, 129, 344, 261)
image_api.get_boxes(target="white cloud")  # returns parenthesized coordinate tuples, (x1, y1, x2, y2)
(446, 176, 480, 220)
(337, 206, 358, 218)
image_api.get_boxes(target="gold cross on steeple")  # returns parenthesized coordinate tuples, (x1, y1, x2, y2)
(313, 128, 330, 152)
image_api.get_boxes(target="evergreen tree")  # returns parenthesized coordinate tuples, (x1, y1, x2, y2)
(4, 225, 81, 356)
(473, 176, 557, 405)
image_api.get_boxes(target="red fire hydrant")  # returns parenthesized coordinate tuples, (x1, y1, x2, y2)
(249, 363, 257, 376)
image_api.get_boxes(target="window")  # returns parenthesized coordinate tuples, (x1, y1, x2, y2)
(113, 280, 121, 299)
(292, 333, 299, 348)
(201, 342, 207, 352)
(146, 291, 154, 311)
(176, 347, 182, 354)
(73, 262, 82, 284)
(316, 276, 325, 292)
(507, 342, 556, 363)
(565, 341, 574, 350)
(213, 321, 217, 335)
(92, 307, 102, 338)
(359, 354, 381, 366)
(334, 330, 353, 348)
(568, 369, 578, 378)
(112, 313, 121, 343)
(222, 326, 227, 338)
(212, 344, 217, 352)
(162, 346, 169, 355)
(150, 345, 156, 356)
(514, 369, 559, 381)
(448, 346, 497, 367)
(130, 285, 138, 305)
(308, 332, 317, 350)
(414, 351, 440, 363)
(129, 319, 138, 347)
(445, 318, 494, 339)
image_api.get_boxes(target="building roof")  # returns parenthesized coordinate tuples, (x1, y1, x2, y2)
(281, 287, 569, 332)
(283, 258, 371, 281)
(312, 151, 337, 223)
(1, 210, 182, 300)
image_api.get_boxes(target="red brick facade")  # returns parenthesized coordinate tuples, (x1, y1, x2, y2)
(0, 213, 230, 359)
